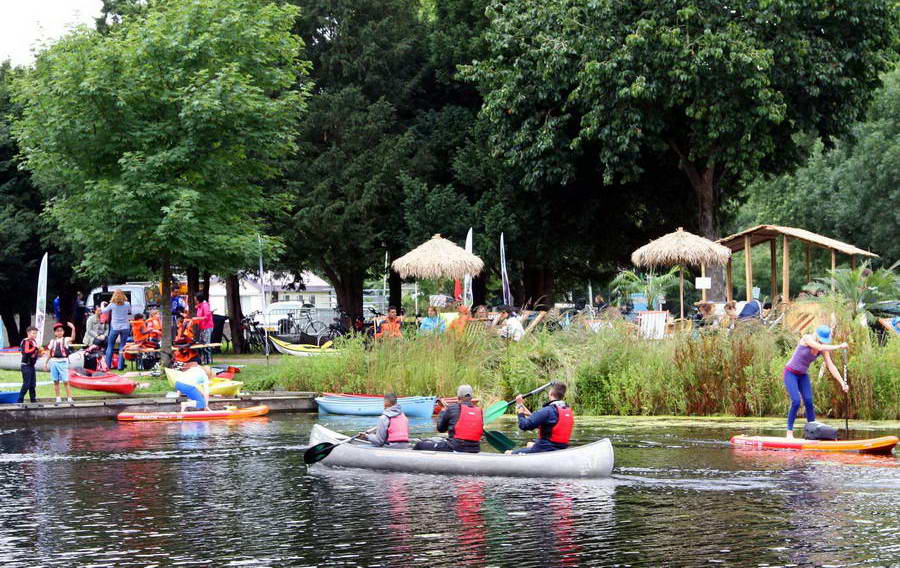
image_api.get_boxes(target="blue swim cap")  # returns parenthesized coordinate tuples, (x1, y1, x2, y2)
(816, 325, 832, 344)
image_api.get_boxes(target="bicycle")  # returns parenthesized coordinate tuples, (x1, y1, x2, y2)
(279, 310, 327, 338)
(241, 312, 268, 352)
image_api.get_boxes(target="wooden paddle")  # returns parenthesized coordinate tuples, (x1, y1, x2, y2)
(483, 381, 554, 424)
(303, 426, 377, 465)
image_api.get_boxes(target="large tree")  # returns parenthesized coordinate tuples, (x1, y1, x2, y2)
(13, 0, 309, 362)
(468, 0, 896, 298)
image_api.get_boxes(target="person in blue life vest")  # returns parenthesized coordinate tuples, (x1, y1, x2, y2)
(508, 382, 574, 454)
(413, 384, 483, 453)
(360, 392, 410, 448)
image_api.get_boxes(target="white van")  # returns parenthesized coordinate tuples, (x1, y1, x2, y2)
(85, 282, 158, 315)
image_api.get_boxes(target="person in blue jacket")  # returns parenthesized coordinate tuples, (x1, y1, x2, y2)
(509, 382, 574, 454)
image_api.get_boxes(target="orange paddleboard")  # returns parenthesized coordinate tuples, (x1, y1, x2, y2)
(117, 405, 269, 422)
(731, 435, 898, 455)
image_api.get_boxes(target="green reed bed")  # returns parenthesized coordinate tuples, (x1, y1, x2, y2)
(241, 323, 899, 420)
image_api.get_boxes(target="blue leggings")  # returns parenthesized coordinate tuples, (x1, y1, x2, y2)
(784, 369, 815, 431)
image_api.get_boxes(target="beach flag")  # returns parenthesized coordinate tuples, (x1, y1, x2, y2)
(500, 233, 512, 306)
(463, 227, 474, 307)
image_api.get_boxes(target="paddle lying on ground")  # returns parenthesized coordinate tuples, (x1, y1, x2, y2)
(483, 381, 554, 424)
(304, 426, 377, 465)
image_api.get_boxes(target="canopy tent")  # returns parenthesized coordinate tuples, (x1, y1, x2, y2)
(716, 225, 879, 303)
(631, 228, 732, 319)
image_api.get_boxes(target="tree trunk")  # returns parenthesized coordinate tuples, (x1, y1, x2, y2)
(388, 269, 402, 312)
(201, 271, 211, 299)
(472, 274, 487, 307)
(1, 306, 21, 345)
(160, 262, 173, 367)
(523, 263, 555, 309)
(325, 268, 365, 320)
(681, 158, 726, 301)
(226, 273, 245, 354)
(187, 267, 200, 309)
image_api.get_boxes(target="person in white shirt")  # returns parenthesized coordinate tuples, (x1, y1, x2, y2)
(497, 306, 525, 341)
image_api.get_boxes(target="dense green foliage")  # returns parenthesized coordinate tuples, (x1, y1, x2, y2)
(740, 67, 900, 264)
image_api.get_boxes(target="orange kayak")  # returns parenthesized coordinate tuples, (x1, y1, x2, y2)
(730, 435, 898, 455)
(117, 405, 269, 422)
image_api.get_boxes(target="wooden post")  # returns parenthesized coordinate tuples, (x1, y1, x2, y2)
(831, 249, 837, 291)
(805, 244, 811, 284)
(850, 255, 856, 270)
(744, 235, 753, 301)
(726, 258, 734, 303)
(782, 236, 790, 302)
(769, 239, 777, 303)
(679, 267, 685, 320)
(701, 264, 707, 302)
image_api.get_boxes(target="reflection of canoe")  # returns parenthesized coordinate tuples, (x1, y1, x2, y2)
(308, 424, 614, 479)
(269, 336, 338, 357)
(164, 367, 242, 397)
(315, 395, 436, 418)
(0, 347, 85, 371)
(730, 435, 898, 455)
(117, 405, 269, 422)
(68, 371, 137, 395)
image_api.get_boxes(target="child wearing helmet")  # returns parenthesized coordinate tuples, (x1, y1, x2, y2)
(782, 325, 849, 439)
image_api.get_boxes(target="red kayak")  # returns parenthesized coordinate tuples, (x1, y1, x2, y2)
(68, 371, 138, 395)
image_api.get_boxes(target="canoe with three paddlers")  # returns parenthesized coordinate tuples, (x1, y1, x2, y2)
(306, 424, 614, 478)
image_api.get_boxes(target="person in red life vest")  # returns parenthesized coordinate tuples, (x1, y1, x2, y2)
(360, 392, 410, 448)
(374, 306, 403, 339)
(46, 322, 77, 405)
(145, 306, 163, 342)
(130, 313, 159, 348)
(508, 382, 574, 454)
(194, 293, 214, 364)
(17, 326, 42, 404)
(174, 313, 197, 346)
(413, 384, 482, 453)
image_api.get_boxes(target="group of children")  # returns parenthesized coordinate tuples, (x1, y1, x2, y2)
(17, 321, 78, 405)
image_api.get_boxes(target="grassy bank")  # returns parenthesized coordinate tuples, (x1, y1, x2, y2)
(239, 323, 899, 420)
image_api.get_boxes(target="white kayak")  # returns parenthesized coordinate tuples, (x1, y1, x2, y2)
(308, 424, 614, 479)
(0, 348, 85, 372)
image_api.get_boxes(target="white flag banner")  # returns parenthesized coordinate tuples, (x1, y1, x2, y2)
(463, 227, 474, 307)
(35, 252, 48, 345)
(500, 233, 512, 307)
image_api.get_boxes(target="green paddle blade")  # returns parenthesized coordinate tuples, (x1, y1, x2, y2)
(484, 430, 517, 452)
(484, 401, 512, 424)
(303, 442, 336, 465)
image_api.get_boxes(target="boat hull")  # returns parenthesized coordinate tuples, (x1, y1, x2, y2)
(165, 367, 243, 397)
(308, 424, 614, 479)
(315, 396, 436, 418)
(0, 391, 19, 404)
(270, 336, 338, 357)
(730, 435, 898, 455)
(68, 371, 137, 395)
(117, 405, 269, 421)
(0, 348, 84, 372)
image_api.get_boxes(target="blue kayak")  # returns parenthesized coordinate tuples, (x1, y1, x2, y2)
(315, 395, 437, 418)
(0, 391, 20, 404)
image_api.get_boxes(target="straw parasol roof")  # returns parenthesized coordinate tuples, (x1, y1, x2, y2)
(392, 234, 484, 280)
(631, 227, 732, 268)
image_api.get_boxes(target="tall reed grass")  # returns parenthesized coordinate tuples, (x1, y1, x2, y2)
(242, 322, 899, 420)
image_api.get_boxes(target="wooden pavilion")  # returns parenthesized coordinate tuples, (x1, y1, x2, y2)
(714, 225, 879, 303)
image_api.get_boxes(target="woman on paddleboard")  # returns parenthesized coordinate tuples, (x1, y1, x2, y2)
(783, 325, 848, 439)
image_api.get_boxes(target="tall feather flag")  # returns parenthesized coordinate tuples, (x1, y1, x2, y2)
(35, 253, 48, 345)
(463, 228, 474, 307)
(500, 233, 512, 306)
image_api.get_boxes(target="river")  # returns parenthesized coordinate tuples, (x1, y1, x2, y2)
(1, 414, 897, 567)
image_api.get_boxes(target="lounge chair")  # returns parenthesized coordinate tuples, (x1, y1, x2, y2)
(637, 310, 669, 339)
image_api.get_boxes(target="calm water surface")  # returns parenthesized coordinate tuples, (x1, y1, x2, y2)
(1, 414, 897, 567)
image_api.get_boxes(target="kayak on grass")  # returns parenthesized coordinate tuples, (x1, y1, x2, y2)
(269, 336, 339, 357)
(730, 434, 898, 455)
(307, 424, 614, 479)
(117, 404, 269, 422)
(68, 370, 138, 395)
(315, 395, 436, 418)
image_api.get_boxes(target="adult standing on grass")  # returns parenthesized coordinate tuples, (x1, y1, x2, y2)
(194, 293, 214, 364)
(17, 326, 41, 404)
(783, 325, 848, 439)
(46, 322, 76, 404)
(103, 289, 132, 371)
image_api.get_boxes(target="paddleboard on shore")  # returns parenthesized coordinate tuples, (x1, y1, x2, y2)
(730, 435, 898, 455)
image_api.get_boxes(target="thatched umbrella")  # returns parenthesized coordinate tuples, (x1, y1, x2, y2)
(631, 227, 732, 319)
(392, 234, 484, 280)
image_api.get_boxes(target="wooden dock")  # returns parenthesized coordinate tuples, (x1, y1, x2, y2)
(0, 391, 317, 423)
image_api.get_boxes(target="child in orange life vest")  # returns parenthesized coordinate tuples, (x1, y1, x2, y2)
(130, 314, 159, 348)
(46, 322, 77, 404)
(173, 313, 199, 364)
(145, 307, 163, 342)
(359, 392, 409, 448)
(508, 382, 574, 454)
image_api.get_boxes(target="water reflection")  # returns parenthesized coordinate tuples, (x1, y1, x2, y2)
(0, 415, 896, 567)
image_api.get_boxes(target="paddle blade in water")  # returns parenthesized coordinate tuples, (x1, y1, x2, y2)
(484, 401, 511, 424)
(484, 430, 517, 453)
(303, 442, 336, 465)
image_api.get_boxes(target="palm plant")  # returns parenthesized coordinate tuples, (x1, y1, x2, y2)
(610, 267, 681, 311)
(807, 261, 899, 324)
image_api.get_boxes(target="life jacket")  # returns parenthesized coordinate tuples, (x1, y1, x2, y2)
(174, 347, 198, 363)
(131, 320, 149, 343)
(538, 403, 574, 445)
(176, 318, 196, 343)
(375, 317, 402, 339)
(146, 315, 162, 338)
(47, 338, 70, 359)
(386, 413, 409, 443)
(453, 403, 483, 442)
(20, 338, 39, 366)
